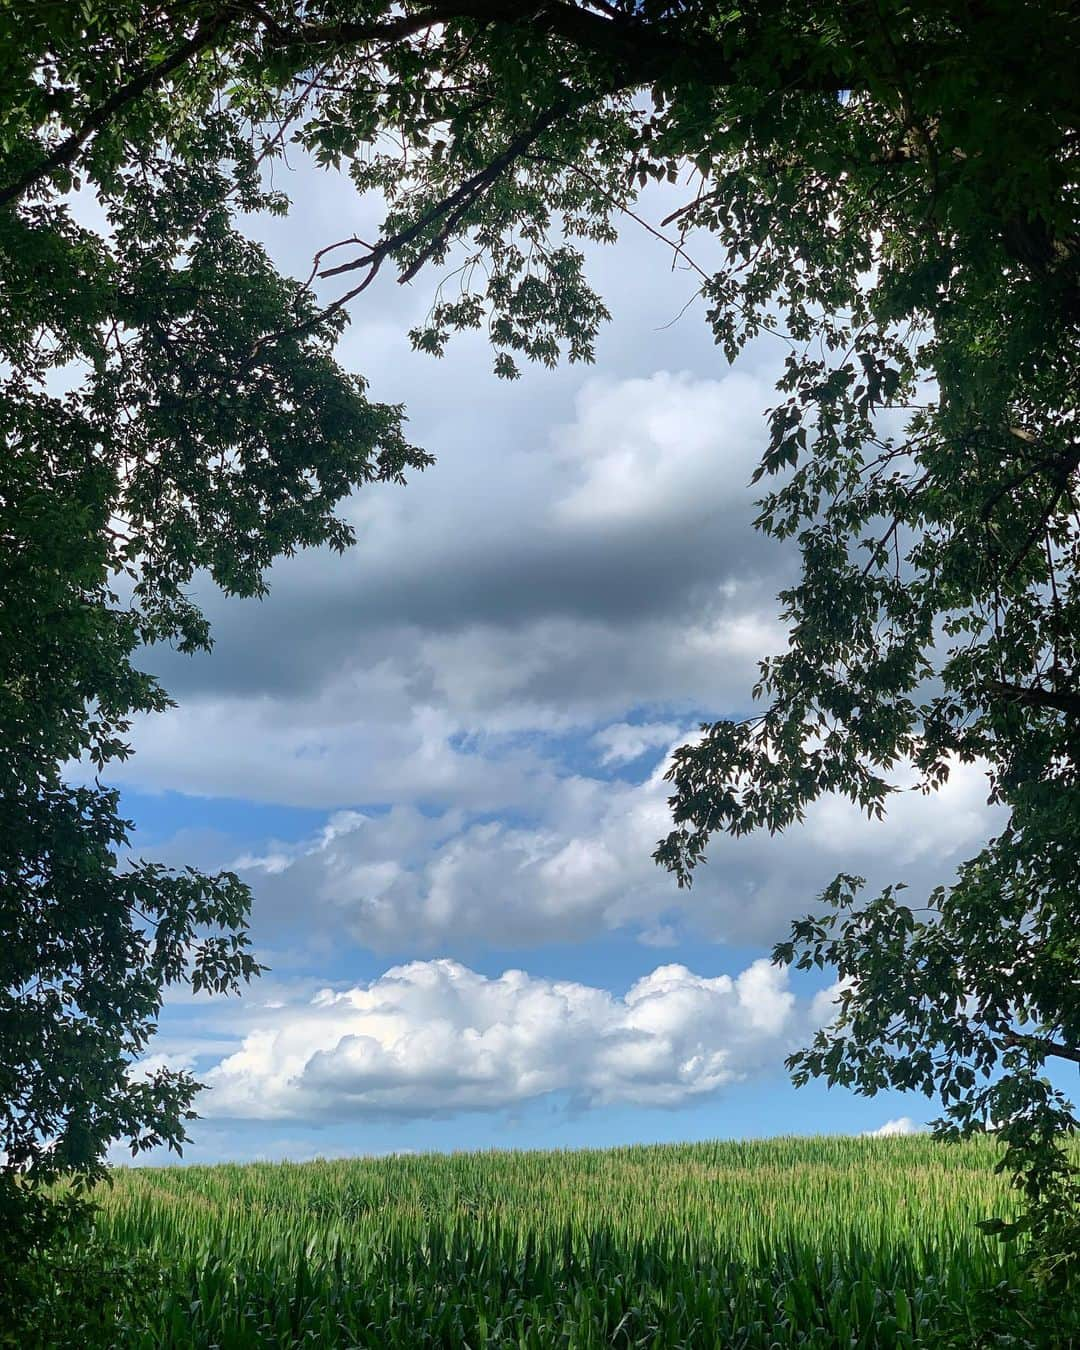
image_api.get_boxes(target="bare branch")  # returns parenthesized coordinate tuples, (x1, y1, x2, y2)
(243, 101, 572, 369)
(321, 102, 565, 288)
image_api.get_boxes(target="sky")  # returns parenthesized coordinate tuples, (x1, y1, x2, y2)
(92, 153, 1010, 1167)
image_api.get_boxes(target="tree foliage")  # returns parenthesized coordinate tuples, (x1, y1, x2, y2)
(1, 0, 1077, 1304)
(0, 0, 429, 1310)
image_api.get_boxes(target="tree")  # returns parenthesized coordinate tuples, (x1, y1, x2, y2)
(1, 0, 1076, 1304)
(0, 0, 428, 1323)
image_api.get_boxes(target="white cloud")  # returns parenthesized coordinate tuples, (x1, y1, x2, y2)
(591, 721, 683, 766)
(128, 1049, 198, 1080)
(808, 978, 851, 1029)
(553, 371, 764, 530)
(103, 596, 783, 810)
(867, 1117, 923, 1137)
(202, 957, 812, 1122)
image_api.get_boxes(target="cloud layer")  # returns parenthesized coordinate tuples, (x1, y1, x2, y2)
(236, 749, 998, 954)
(108, 367, 790, 809)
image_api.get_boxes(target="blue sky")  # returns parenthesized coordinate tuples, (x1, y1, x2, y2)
(93, 157, 1017, 1166)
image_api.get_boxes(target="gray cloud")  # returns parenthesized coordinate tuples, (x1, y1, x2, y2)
(142, 367, 789, 705)
(101, 364, 798, 818)
(232, 746, 1000, 954)
(109, 164, 804, 835)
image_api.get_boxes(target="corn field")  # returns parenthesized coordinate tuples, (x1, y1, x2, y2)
(90, 1135, 1075, 1347)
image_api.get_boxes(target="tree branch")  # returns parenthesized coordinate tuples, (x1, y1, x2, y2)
(279, 1, 851, 98)
(1001, 1031, 1080, 1066)
(289, 1, 724, 86)
(0, 12, 230, 208)
(2, 0, 849, 213)
(317, 103, 565, 286)
(241, 99, 572, 369)
(987, 681, 1080, 718)
(0, 3, 537, 210)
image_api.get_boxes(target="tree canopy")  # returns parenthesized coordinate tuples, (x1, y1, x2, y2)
(1, 0, 1078, 1309)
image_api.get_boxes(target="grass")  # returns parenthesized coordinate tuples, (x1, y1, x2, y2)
(89, 1134, 1076, 1347)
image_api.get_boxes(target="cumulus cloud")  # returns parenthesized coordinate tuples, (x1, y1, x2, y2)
(143, 364, 782, 705)
(103, 597, 785, 810)
(202, 957, 811, 1122)
(867, 1117, 923, 1137)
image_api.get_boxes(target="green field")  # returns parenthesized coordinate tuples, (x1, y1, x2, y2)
(91, 1135, 1074, 1348)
